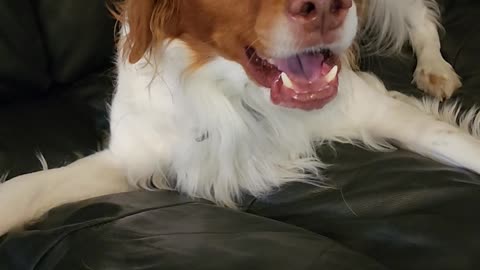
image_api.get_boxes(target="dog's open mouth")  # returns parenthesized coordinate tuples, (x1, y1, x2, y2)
(245, 47, 340, 111)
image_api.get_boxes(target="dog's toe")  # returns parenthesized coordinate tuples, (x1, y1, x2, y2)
(413, 59, 462, 100)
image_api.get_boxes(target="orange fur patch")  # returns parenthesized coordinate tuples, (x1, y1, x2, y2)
(112, 0, 366, 71)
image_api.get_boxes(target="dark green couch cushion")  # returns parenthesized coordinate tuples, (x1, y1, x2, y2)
(0, 0, 115, 177)
(0, 0, 50, 99)
(34, 0, 116, 85)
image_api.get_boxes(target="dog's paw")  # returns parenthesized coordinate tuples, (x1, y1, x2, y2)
(413, 59, 462, 100)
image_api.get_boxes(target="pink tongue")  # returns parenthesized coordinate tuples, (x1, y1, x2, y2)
(273, 54, 335, 93)
(274, 53, 326, 82)
(269, 53, 339, 110)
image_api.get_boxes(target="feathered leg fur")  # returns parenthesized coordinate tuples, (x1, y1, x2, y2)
(362, 0, 462, 98)
(0, 151, 132, 235)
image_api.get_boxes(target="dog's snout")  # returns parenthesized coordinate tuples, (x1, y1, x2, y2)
(288, 1, 317, 20)
(287, 0, 353, 33)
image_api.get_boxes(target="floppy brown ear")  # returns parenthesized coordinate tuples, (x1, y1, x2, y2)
(112, 0, 180, 63)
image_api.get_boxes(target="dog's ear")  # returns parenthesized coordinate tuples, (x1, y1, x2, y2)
(112, 0, 180, 63)
(353, 0, 367, 25)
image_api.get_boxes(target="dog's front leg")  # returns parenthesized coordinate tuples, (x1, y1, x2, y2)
(0, 151, 133, 236)
(408, 0, 462, 99)
(350, 74, 480, 174)
(375, 97, 480, 172)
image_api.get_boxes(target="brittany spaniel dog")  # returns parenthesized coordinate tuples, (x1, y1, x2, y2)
(0, 0, 473, 236)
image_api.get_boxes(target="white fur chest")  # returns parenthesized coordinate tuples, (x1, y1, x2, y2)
(108, 41, 360, 206)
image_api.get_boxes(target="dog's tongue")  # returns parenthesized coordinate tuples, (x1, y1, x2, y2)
(270, 53, 339, 110)
(273, 53, 335, 93)
(275, 53, 325, 81)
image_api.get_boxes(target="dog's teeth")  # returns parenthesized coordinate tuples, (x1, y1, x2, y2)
(281, 72, 294, 89)
(325, 65, 338, 83)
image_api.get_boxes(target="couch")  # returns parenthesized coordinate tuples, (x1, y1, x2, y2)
(1, 0, 479, 269)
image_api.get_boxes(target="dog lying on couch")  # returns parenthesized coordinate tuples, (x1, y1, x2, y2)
(0, 0, 474, 238)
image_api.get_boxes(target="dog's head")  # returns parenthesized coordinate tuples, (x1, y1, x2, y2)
(114, 0, 365, 110)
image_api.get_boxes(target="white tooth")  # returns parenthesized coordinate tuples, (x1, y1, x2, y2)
(281, 72, 294, 89)
(325, 65, 338, 83)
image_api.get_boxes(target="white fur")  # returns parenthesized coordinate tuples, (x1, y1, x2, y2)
(0, 0, 476, 235)
(0, 152, 131, 232)
(407, 1, 462, 98)
(36, 152, 49, 171)
(360, 0, 462, 98)
(360, 0, 439, 54)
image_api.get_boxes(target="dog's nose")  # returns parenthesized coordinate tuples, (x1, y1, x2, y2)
(287, 0, 352, 33)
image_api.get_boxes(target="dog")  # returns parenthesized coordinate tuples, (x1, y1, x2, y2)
(0, 0, 472, 236)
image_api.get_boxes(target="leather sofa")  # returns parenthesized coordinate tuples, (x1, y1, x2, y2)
(1, 0, 479, 269)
